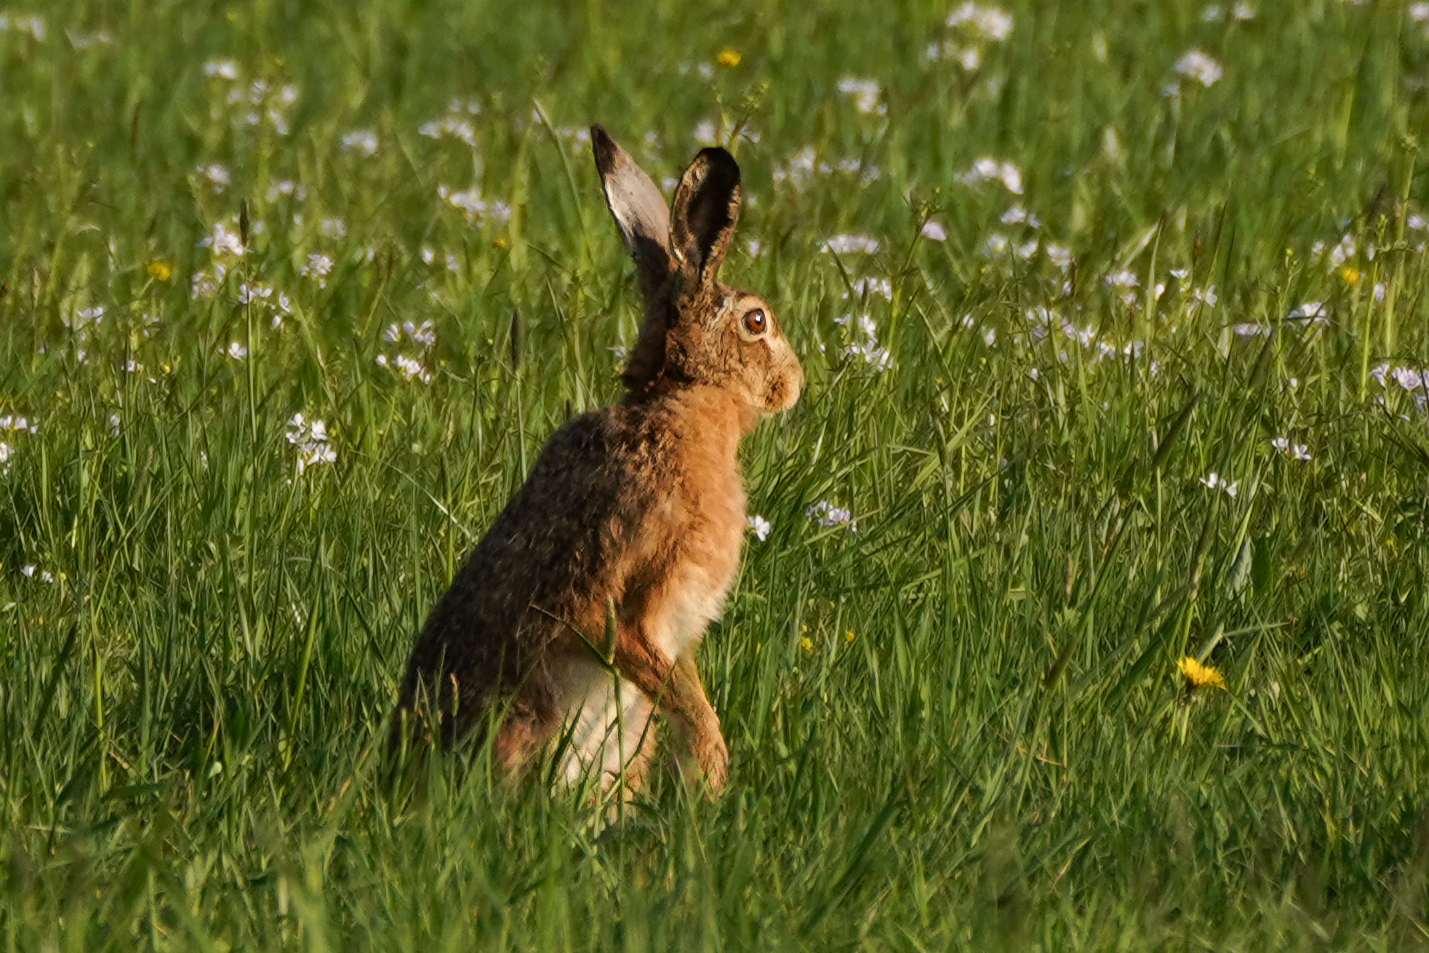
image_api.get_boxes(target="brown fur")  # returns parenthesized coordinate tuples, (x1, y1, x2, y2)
(390, 126, 802, 794)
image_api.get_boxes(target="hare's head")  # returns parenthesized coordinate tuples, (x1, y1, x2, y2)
(592, 126, 802, 421)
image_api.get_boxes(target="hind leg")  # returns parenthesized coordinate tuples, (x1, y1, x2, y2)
(491, 687, 560, 779)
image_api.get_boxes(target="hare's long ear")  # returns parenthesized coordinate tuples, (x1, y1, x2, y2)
(592, 125, 673, 302)
(670, 147, 741, 286)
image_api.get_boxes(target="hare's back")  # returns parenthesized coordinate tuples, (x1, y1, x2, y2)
(409, 408, 654, 677)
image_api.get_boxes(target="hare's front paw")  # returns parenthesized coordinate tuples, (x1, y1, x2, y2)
(690, 729, 729, 793)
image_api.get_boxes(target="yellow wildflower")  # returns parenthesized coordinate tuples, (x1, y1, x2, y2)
(1340, 266, 1360, 285)
(147, 260, 173, 282)
(716, 49, 742, 67)
(844, 630, 855, 643)
(1177, 656, 1225, 689)
(798, 636, 813, 652)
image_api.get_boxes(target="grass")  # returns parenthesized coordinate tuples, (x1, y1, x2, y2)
(3, 0, 1429, 948)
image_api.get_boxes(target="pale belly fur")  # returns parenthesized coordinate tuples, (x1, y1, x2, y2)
(553, 654, 654, 786)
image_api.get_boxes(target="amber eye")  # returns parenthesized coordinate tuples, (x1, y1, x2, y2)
(743, 308, 767, 335)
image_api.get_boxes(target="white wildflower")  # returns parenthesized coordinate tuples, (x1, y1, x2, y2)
(960, 157, 1023, 194)
(946, 3, 1014, 40)
(20, 564, 55, 583)
(921, 220, 948, 241)
(236, 282, 272, 306)
(773, 146, 818, 188)
(1174, 50, 1223, 87)
(266, 179, 305, 203)
(1327, 234, 1356, 268)
(286, 413, 337, 474)
(848, 277, 893, 300)
(807, 500, 858, 531)
(196, 164, 231, 190)
(203, 59, 239, 80)
(340, 129, 380, 155)
(821, 234, 880, 255)
(999, 205, 1041, 227)
(378, 354, 432, 384)
(190, 265, 227, 299)
(1270, 437, 1311, 461)
(420, 116, 476, 145)
(225, 342, 248, 360)
(300, 253, 334, 287)
(927, 42, 984, 70)
(0, 14, 46, 40)
(836, 77, 885, 115)
(383, 320, 436, 347)
(747, 515, 772, 542)
(199, 221, 246, 257)
(1045, 243, 1073, 272)
(438, 185, 503, 222)
(1199, 472, 1238, 497)
(1392, 367, 1424, 391)
(62, 305, 105, 330)
(1202, 3, 1256, 20)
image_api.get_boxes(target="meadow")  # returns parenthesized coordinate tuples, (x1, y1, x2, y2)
(3, 0, 1429, 948)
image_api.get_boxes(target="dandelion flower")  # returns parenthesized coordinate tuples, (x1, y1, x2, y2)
(1177, 656, 1225, 689)
(716, 49, 741, 67)
(147, 260, 173, 282)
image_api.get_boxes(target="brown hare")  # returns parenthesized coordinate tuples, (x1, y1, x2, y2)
(389, 126, 802, 794)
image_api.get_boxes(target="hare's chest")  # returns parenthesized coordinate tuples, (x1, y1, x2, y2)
(645, 480, 746, 661)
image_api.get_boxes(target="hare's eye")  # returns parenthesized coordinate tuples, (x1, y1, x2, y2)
(743, 309, 767, 335)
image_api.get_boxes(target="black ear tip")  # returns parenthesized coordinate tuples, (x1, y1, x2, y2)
(591, 124, 617, 172)
(696, 146, 741, 184)
(694, 146, 743, 192)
